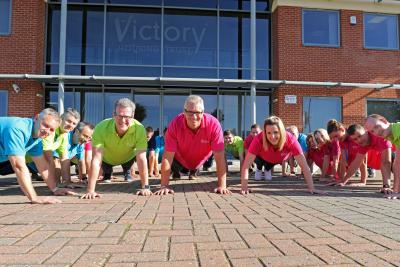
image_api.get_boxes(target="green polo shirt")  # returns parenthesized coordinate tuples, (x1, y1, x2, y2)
(387, 122, 400, 147)
(42, 127, 69, 157)
(224, 136, 244, 159)
(92, 118, 147, 165)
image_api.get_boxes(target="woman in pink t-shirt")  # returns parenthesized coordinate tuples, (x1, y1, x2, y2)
(313, 128, 340, 182)
(240, 116, 325, 195)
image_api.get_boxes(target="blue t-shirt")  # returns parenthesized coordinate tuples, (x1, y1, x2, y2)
(53, 131, 84, 160)
(0, 117, 43, 162)
(155, 135, 165, 154)
(298, 133, 308, 153)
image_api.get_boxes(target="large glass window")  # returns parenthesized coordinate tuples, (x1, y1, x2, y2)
(0, 91, 8, 116)
(106, 8, 161, 66)
(302, 9, 340, 47)
(364, 13, 399, 50)
(163, 94, 188, 128)
(134, 94, 160, 129)
(48, 91, 81, 113)
(219, 94, 239, 134)
(367, 99, 400, 122)
(164, 10, 217, 67)
(303, 97, 341, 133)
(0, 0, 12, 35)
(242, 94, 269, 136)
(104, 91, 132, 118)
(84, 90, 104, 124)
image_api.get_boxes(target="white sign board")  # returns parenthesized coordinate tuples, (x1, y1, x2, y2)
(285, 95, 297, 104)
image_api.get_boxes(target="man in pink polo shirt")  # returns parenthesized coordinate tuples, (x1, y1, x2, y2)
(341, 124, 392, 193)
(154, 95, 231, 195)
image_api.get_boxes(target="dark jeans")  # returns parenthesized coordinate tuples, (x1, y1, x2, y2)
(203, 155, 214, 169)
(0, 161, 14, 176)
(254, 156, 275, 171)
(171, 159, 198, 177)
(102, 157, 136, 180)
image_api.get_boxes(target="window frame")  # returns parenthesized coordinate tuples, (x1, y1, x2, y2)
(0, 0, 12, 35)
(0, 90, 8, 116)
(302, 8, 340, 48)
(363, 12, 399, 50)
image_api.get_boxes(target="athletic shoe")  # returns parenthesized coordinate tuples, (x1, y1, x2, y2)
(264, 170, 272, 181)
(124, 173, 133, 182)
(255, 169, 263, 181)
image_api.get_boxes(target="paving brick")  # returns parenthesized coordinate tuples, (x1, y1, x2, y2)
(347, 252, 394, 266)
(45, 245, 88, 264)
(29, 237, 70, 254)
(260, 255, 325, 266)
(73, 252, 110, 267)
(305, 245, 356, 264)
(0, 254, 50, 265)
(0, 245, 33, 254)
(143, 236, 169, 252)
(68, 237, 119, 245)
(108, 252, 167, 263)
(196, 241, 248, 250)
(54, 230, 101, 238)
(372, 250, 400, 265)
(226, 248, 282, 258)
(136, 261, 197, 267)
(169, 243, 196, 261)
(230, 258, 264, 267)
(330, 243, 387, 253)
(270, 239, 310, 256)
(0, 225, 41, 238)
(88, 244, 142, 253)
(198, 250, 230, 267)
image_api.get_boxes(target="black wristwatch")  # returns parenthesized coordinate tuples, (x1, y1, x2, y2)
(142, 184, 151, 190)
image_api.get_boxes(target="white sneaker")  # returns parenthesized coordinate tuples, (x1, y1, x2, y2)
(264, 170, 272, 181)
(255, 170, 263, 181)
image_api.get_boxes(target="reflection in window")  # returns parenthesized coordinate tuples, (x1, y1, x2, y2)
(0, 91, 8, 116)
(219, 95, 238, 134)
(163, 67, 217, 78)
(0, 0, 12, 35)
(193, 93, 218, 118)
(164, 11, 217, 67)
(105, 66, 160, 77)
(104, 91, 132, 118)
(49, 91, 81, 113)
(364, 13, 398, 50)
(242, 94, 269, 136)
(134, 94, 160, 129)
(163, 94, 188, 128)
(303, 97, 341, 133)
(165, 0, 217, 8)
(84, 91, 104, 124)
(220, 0, 269, 11)
(220, 14, 269, 69)
(302, 9, 340, 47)
(367, 100, 400, 122)
(106, 9, 161, 65)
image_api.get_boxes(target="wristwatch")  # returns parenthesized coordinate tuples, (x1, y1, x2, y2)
(142, 184, 151, 190)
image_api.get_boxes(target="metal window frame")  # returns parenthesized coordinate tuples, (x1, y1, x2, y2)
(0, 0, 12, 35)
(363, 12, 399, 50)
(302, 8, 341, 48)
(0, 90, 8, 116)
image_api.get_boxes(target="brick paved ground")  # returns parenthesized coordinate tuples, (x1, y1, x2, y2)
(1, 166, 400, 266)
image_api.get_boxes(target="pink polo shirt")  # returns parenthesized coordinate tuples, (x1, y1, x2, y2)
(321, 139, 340, 157)
(248, 131, 303, 164)
(340, 138, 360, 164)
(244, 134, 255, 150)
(308, 147, 333, 174)
(165, 113, 224, 170)
(84, 141, 92, 151)
(357, 132, 392, 155)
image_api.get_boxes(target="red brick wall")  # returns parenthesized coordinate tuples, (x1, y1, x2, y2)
(0, 0, 46, 116)
(272, 6, 400, 132)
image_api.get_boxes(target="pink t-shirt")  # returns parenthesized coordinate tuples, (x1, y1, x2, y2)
(321, 139, 340, 157)
(307, 147, 333, 174)
(244, 134, 255, 150)
(84, 141, 92, 151)
(357, 132, 392, 154)
(165, 113, 224, 170)
(248, 131, 303, 164)
(340, 138, 359, 164)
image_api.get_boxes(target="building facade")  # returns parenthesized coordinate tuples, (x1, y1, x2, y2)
(0, 0, 400, 136)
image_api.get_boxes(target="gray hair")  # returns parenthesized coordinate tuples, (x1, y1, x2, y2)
(76, 121, 94, 132)
(184, 95, 204, 111)
(39, 108, 61, 124)
(114, 98, 136, 113)
(61, 108, 81, 122)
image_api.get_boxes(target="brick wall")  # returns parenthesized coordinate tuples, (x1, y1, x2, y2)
(272, 6, 400, 132)
(0, 0, 46, 116)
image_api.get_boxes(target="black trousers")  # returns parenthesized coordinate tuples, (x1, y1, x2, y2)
(171, 159, 197, 176)
(102, 157, 136, 179)
(254, 156, 275, 171)
(0, 160, 14, 176)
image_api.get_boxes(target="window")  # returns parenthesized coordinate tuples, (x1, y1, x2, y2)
(367, 99, 400, 122)
(0, 91, 8, 116)
(0, 0, 12, 35)
(364, 13, 399, 50)
(303, 97, 341, 133)
(302, 9, 340, 47)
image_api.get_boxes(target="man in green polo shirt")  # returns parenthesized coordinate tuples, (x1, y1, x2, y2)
(223, 130, 244, 171)
(365, 114, 400, 198)
(81, 98, 151, 199)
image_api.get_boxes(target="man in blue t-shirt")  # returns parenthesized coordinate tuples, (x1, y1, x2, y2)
(0, 108, 75, 204)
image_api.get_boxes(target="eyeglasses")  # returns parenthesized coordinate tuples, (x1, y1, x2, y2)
(114, 113, 134, 120)
(184, 109, 204, 117)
